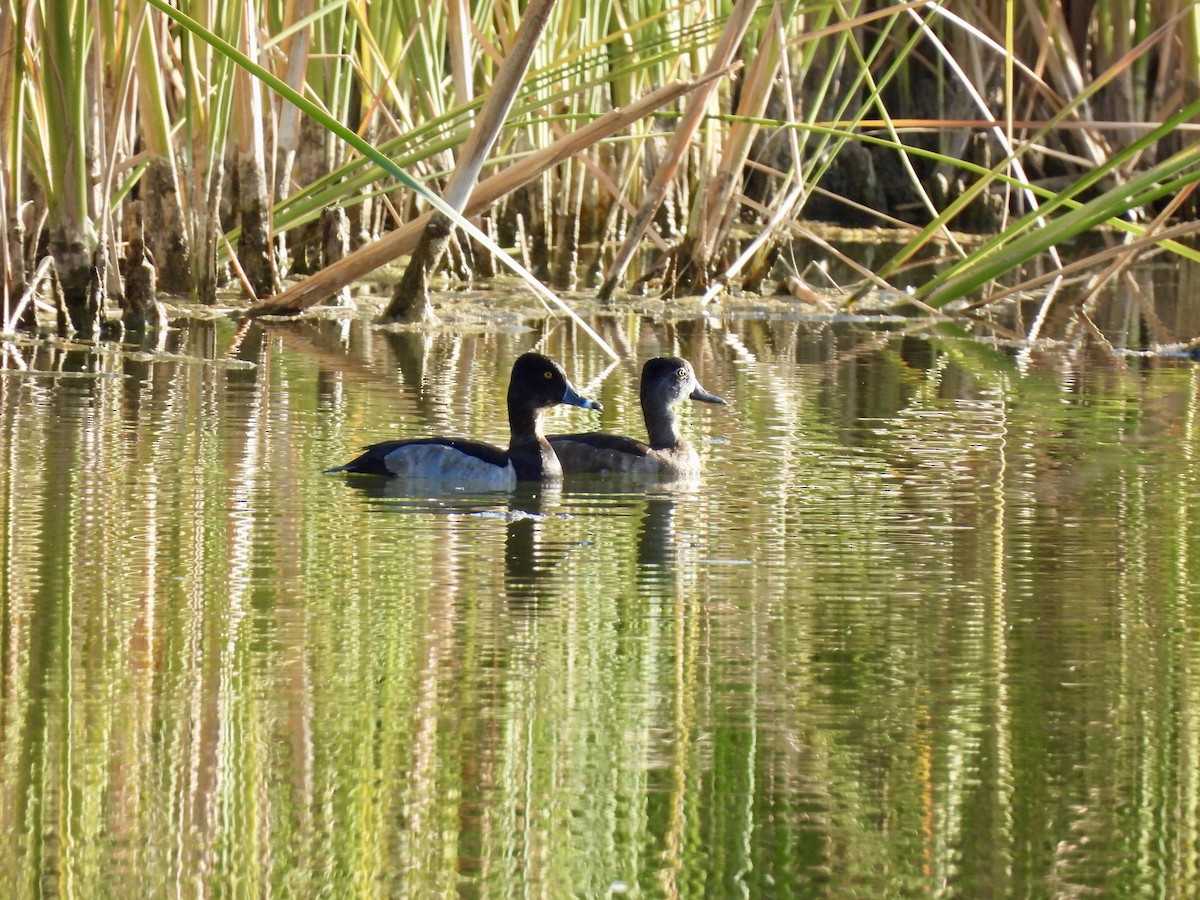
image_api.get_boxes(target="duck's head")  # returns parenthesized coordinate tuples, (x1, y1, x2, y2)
(509, 352, 603, 414)
(641, 356, 725, 409)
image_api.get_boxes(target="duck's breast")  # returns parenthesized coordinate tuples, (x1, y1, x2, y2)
(643, 444, 701, 479)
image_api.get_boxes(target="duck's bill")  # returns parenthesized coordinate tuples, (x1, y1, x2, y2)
(690, 383, 726, 405)
(561, 382, 603, 411)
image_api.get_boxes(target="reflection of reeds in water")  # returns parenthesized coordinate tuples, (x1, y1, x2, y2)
(4, 308, 1200, 893)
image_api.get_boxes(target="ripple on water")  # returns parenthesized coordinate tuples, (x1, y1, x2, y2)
(4, 321, 1200, 897)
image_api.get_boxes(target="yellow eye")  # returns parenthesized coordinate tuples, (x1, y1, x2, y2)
(543, 370, 554, 380)
(676, 368, 687, 380)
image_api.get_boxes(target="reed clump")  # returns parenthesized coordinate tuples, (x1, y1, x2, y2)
(1, 1, 1197, 342)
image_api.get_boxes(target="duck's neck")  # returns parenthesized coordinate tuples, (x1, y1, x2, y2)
(508, 402, 561, 479)
(643, 397, 683, 450)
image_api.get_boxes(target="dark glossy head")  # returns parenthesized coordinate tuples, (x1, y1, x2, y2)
(509, 352, 602, 414)
(641, 356, 725, 409)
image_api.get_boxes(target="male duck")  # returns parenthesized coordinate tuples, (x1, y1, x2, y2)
(326, 352, 601, 489)
(549, 356, 725, 478)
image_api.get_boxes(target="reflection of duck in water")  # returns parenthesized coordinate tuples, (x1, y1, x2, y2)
(637, 493, 682, 575)
(503, 484, 563, 606)
(326, 353, 601, 490)
(550, 357, 725, 479)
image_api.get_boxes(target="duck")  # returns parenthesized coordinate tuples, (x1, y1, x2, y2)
(326, 352, 601, 489)
(549, 356, 725, 478)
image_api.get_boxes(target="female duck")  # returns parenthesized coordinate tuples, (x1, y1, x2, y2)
(327, 352, 601, 489)
(549, 356, 724, 479)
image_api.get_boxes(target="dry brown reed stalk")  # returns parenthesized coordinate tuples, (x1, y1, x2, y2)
(674, 4, 785, 296)
(233, 2, 279, 299)
(249, 78, 712, 317)
(0, 1, 24, 325)
(381, 0, 559, 324)
(447, 0, 473, 108)
(134, 7, 191, 294)
(271, 0, 316, 273)
(597, 2, 761, 302)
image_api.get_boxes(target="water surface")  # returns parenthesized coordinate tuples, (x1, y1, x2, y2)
(2, 308, 1199, 896)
